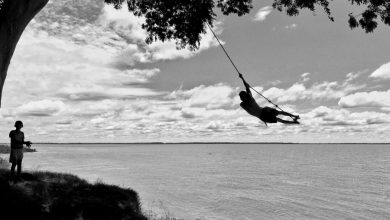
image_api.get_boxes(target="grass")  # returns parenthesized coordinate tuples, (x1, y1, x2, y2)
(0, 169, 147, 220)
(0, 157, 9, 169)
(0, 144, 37, 154)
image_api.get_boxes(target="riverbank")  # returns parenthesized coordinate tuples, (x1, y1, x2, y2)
(0, 169, 148, 220)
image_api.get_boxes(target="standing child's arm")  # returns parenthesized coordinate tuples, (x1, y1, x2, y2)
(21, 133, 32, 147)
(25, 141, 32, 147)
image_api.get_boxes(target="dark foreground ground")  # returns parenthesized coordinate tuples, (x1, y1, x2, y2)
(0, 169, 147, 220)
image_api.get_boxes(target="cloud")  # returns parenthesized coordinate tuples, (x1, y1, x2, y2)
(100, 4, 222, 62)
(167, 83, 239, 109)
(262, 82, 355, 103)
(31, 1, 222, 64)
(301, 72, 310, 78)
(56, 119, 73, 125)
(266, 80, 282, 86)
(206, 121, 225, 131)
(261, 72, 365, 103)
(370, 62, 390, 79)
(253, 6, 273, 22)
(16, 100, 66, 116)
(301, 72, 310, 82)
(302, 106, 390, 128)
(111, 69, 160, 85)
(4, 27, 163, 108)
(68, 100, 125, 118)
(338, 90, 390, 108)
(180, 107, 239, 120)
(345, 72, 362, 82)
(58, 84, 161, 102)
(284, 24, 297, 29)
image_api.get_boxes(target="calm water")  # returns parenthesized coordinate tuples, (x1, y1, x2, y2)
(4, 144, 390, 219)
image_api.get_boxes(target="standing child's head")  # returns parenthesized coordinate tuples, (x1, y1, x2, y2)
(14, 121, 23, 130)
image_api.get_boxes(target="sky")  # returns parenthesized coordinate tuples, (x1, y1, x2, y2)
(1, 0, 390, 143)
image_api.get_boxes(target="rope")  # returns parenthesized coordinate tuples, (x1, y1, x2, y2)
(206, 23, 294, 119)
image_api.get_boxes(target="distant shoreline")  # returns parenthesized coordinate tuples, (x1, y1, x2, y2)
(0, 144, 37, 153)
(1, 142, 389, 145)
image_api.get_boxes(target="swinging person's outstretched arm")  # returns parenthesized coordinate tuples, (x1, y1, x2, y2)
(239, 73, 252, 96)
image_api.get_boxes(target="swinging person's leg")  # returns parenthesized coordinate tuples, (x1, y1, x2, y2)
(277, 111, 299, 119)
(276, 118, 299, 124)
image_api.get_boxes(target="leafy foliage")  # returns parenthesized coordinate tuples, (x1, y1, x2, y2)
(273, 0, 390, 33)
(0, 0, 389, 48)
(104, 0, 253, 50)
(104, 0, 390, 49)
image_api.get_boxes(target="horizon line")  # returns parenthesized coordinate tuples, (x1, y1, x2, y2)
(2, 142, 390, 145)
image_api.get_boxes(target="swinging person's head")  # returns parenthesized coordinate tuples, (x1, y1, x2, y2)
(239, 91, 251, 102)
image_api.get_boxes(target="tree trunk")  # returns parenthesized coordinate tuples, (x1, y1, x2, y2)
(0, 0, 48, 107)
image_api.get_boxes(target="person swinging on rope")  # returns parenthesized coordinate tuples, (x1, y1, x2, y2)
(238, 74, 300, 126)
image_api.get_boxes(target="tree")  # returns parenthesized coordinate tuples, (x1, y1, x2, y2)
(271, 0, 390, 33)
(0, 0, 49, 107)
(0, 0, 389, 107)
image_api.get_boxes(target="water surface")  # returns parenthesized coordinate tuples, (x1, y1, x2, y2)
(7, 144, 390, 220)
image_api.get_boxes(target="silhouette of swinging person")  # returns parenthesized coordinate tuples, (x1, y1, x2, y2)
(238, 75, 300, 126)
(205, 23, 300, 125)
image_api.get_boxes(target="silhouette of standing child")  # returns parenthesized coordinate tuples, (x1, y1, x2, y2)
(9, 121, 32, 182)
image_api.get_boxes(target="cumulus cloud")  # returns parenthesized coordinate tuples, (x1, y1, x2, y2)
(4, 0, 231, 142)
(100, 4, 222, 62)
(262, 81, 361, 103)
(31, 0, 222, 64)
(301, 72, 310, 82)
(167, 83, 239, 109)
(301, 72, 310, 78)
(302, 106, 390, 128)
(338, 90, 390, 108)
(253, 6, 273, 22)
(284, 24, 297, 29)
(58, 84, 161, 101)
(345, 72, 362, 82)
(180, 107, 239, 120)
(16, 100, 66, 116)
(370, 62, 390, 79)
(382, 107, 390, 112)
(266, 80, 282, 86)
(4, 28, 162, 109)
(50, 82, 248, 140)
(261, 72, 365, 103)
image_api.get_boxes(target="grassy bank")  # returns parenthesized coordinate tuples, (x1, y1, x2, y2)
(0, 169, 147, 220)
